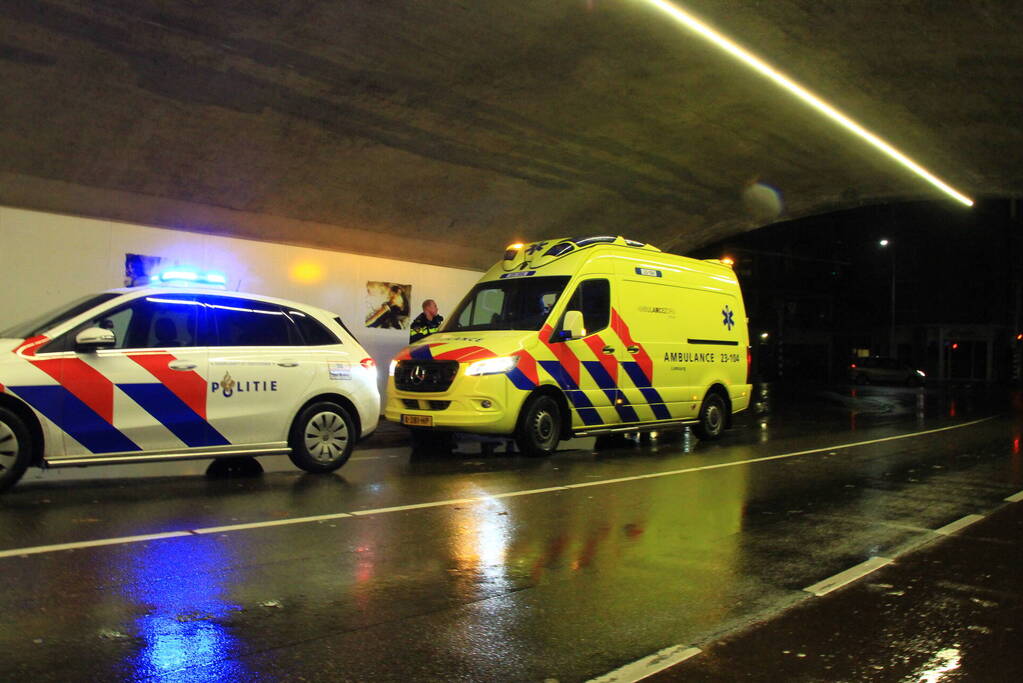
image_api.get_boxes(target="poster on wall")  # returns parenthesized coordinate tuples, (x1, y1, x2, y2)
(365, 281, 412, 329)
(124, 253, 165, 287)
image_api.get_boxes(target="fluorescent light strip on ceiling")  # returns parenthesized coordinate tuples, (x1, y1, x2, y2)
(642, 0, 974, 207)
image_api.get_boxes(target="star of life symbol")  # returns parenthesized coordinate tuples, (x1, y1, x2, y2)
(526, 241, 548, 255)
(722, 305, 735, 330)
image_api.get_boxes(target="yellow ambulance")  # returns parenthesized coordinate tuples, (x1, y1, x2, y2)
(385, 236, 751, 455)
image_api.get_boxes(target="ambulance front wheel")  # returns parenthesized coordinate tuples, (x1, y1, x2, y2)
(288, 402, 355, 473)
(693, 392, 727, 441)
(0, 407, 32, 493)
(515, 395, 562, 457)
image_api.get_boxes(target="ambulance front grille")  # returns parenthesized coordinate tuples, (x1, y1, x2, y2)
(402, 399, 451, 410)
(394, 360, 459, 392)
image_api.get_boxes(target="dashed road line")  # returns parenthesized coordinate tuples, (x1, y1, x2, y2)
(934, 514, 985, 536)
(803, 556, 894, 596)
(586, 645, 702, 683)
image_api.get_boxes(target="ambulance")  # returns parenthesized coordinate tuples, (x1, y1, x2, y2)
(0, 278, 379, 492)
(385, 236, 751, 455)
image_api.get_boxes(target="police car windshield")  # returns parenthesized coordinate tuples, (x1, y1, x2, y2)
(0, 293, 121, 339)
(446, 276, 570, 332)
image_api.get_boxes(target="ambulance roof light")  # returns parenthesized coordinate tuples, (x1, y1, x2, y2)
(720, 256, 735, 266)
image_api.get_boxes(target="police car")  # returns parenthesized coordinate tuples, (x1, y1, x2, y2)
(0, 275, 379, 492)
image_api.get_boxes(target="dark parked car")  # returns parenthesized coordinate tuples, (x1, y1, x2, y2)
(849, 357, 926, 386)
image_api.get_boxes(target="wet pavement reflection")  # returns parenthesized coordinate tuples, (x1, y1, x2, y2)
(0, 383, 1019, 681)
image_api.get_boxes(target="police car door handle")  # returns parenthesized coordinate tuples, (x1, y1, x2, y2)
(602, 345, 615, 354)
(168, 360, 197, 371)
(627, 345, 640, 354)
(277, 361, 299, 368)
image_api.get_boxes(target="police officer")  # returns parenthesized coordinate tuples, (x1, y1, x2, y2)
(410, 299, 443, 343)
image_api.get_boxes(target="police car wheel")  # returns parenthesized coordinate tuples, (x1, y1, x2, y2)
(0, 407, 32, 493)
(288, 402, 355, 473)
(693, 392, 726, 441)
(515, 395, 561, 457)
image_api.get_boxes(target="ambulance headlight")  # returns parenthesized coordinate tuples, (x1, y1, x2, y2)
(389, 360, 397, 377)
(465, 356, 518, 376)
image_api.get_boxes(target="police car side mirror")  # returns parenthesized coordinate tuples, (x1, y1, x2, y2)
(559, 310, 585, 341)
(75, 327, 116, 352)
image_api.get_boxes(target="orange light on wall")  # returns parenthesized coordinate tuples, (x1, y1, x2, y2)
(290, 261, 325, 284)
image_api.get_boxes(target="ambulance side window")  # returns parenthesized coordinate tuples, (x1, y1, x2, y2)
(561, 279, 610, 337)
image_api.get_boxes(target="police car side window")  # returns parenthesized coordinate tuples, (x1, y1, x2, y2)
(287, 309, 339, 345)
(562, 279, 610, 336)
(201, 296, 302, 346)
(53, 296, 202, 351)
(129, 297, 202, 348)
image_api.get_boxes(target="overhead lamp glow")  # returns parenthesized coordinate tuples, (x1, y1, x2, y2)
(641, 0, 974, 207)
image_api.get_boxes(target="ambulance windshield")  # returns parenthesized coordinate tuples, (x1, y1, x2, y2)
(446, 276, 570, 332)
(0, 293, 120, 339)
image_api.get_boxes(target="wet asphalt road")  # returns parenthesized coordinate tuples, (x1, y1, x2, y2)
(0, 383, 1020, 682)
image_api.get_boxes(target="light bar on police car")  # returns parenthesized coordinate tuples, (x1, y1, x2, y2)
(153, 269, 229, 288)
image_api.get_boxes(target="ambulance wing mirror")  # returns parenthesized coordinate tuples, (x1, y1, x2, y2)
(559, 310, 585, 341)
(75, 327, 116, 352)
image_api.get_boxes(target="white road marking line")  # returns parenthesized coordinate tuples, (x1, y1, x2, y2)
(1005, 490, 1023, 503)
(0, 531, 191, 559)
(195, 512, 354, 534)
(488, 486, 567, 499)
(347, 498, 480, 516)
(587, 644, 702, 683)
(934, 514, 985, 536)
(0, 417, 998, 559)
(803, 556, 893, 596)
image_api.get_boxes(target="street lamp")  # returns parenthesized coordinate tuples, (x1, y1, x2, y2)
(879, 239, 895, 355)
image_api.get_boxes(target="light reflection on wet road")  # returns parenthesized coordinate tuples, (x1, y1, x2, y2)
(0, 383, 1020, 681)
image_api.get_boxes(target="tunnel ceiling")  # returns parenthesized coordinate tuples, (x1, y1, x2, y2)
(2, 1, 1021, 270)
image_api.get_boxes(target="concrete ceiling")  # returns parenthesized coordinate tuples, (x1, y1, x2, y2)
(2, 1, 1021, 270)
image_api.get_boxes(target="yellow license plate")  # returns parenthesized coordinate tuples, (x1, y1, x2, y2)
(401, 414, 433, 427)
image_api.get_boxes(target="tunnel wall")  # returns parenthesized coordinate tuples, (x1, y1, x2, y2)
(0, 206, 483, 401)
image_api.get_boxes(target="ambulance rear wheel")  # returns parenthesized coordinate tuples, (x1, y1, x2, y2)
(693, 392, 726, 441)
(515, 395, 562, 457)
(288, 402, 355, 473)
(0, 407, 32, 493)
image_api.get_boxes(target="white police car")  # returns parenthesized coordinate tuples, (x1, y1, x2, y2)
(0, 281, 379, 491)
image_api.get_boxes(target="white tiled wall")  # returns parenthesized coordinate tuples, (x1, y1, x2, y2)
(0, 206, 483, 400)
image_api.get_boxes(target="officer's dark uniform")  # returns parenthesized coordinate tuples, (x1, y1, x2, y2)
(409, 313, 443, 343)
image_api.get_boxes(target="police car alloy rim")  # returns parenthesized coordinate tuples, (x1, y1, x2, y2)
(304, 411, 350, 463)
(0, 422, 18, 472)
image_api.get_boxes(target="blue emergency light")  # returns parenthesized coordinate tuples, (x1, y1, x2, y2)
(153, 269, 228, 288)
